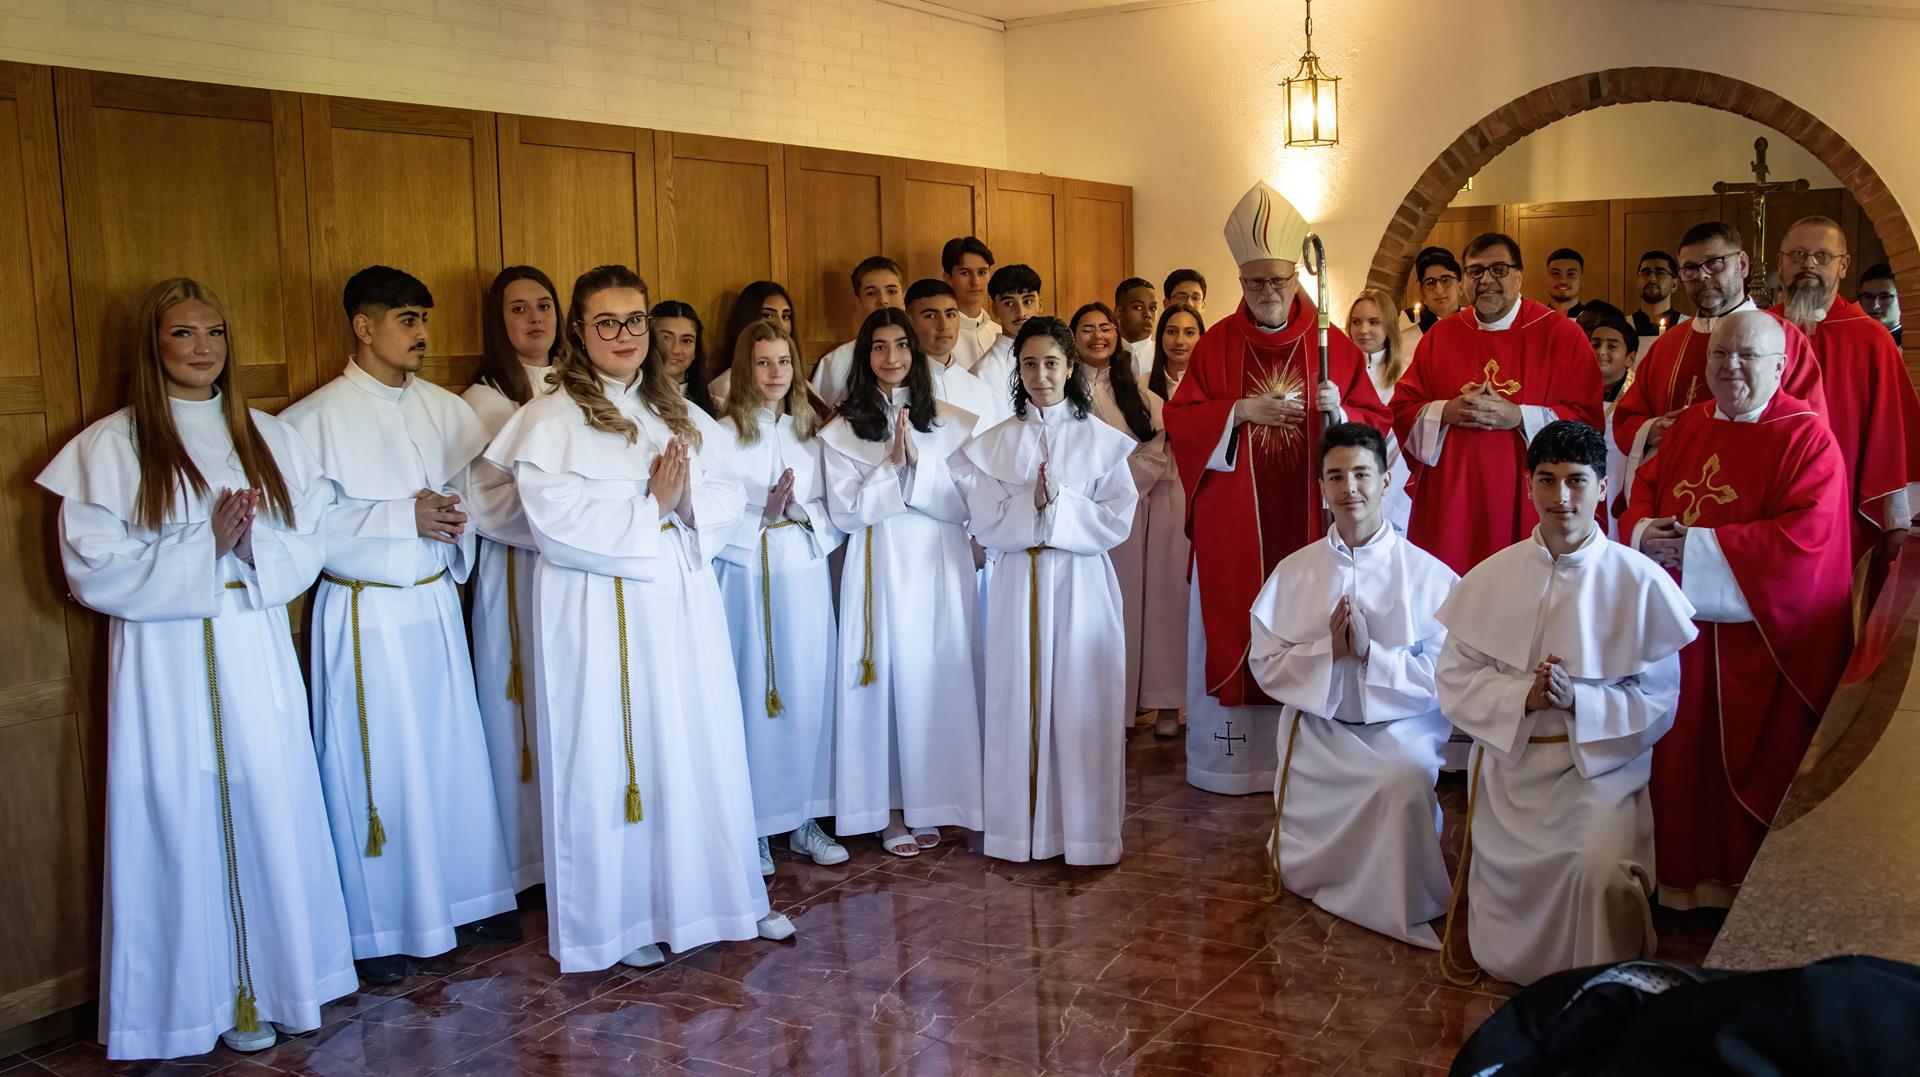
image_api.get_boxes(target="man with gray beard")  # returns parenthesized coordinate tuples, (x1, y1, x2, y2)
(1771, 216, 1920, 600)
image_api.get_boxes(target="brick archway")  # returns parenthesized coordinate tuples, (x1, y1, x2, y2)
(1364, 66, 1916, 339)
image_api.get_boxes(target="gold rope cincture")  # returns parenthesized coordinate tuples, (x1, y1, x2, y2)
(614, 575, 642, 824)
(505, 546, 531, 782)
(319, 568, 448, 856)
(1438, 745, 1486, 987)
(1261, 711, 1307, 904)
(205, 587, 260, 1032)
(1026, 546, 1049, 825)
(757, 519, 806, 718)
(858, 525, 878, 686)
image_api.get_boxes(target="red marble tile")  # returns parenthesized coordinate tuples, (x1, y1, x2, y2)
(530, 964, 784, 1063)
(394, 947, 635, 1021)
(1274, 908, 1448, 986)
(1192, 947, 1423, 1049)
(1356, 984, 1501, 1069)
(675, 998, 939, 1075)
(1122, 1012, 1353, 1076)
(673, 919, 899, 999)
(883, 1040, 1038, 1076)
(894, 900, 1122, 974)
(763, 852, 878, 910)
(1145, 786, 1277, 819)
(238, 1008, 523, 1076)
(1033, 928, 1258, 1009)
(821, 945, 1034, 1040)
(34, 1042, 237, 1077)
(1333, 1051, 1449, 1076)
(976, 878, 1164, 931)
(944, 979, 1184, 1074)
(785, 875, 979, 944)
(1123, 889, 1309, 951)
(431, 1018, 685, 1076)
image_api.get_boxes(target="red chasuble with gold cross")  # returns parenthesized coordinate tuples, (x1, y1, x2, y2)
(1165, 295, 1389, 707)
(1620, 393, 1853, 897)
(1391, 298, 1602, 576)
(1610, 309, 1827, 455)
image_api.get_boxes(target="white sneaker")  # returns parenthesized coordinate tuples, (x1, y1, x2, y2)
(758, 835, 775, 876)
(757, 912, 796, 941)
(220, 1025, 277, 1053)
(619, 944, 666, 968)
(788, 819, 849, 866)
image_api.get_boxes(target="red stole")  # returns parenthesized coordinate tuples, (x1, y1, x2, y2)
(1771, 294, 1920, 560)
(1619, 393, 1852, 892)
(1165, 296, 1389, 707)
(1391, 298, 1602, 576)
(1610, 310, 1827, 455)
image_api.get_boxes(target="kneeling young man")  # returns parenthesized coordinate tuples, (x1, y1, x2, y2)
(1435, 421, 1698, 985)
(1249, 422, 1458, 947)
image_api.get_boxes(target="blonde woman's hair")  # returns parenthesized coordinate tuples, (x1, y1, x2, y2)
(557, 265, 700, 447)
(723, 320, 818, 445)
(1350, 288, 1410, 388)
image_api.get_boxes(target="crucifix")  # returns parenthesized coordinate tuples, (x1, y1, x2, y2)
(1213, 721, 1247, 757)
(1713, 137, 1809, 307)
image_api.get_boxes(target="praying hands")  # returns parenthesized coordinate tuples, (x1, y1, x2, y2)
(1638, 516, 1687, 570)
(1526, 654, 1575, 713)
(1442, 383, 1523, 431)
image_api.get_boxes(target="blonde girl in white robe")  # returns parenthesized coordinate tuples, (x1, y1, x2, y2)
(462, 265, 563, 900)
(956, 317, 1138, 864)
(714, 320, 849, 875)
(1069, 302, 1168, 731)
(36, 279, 354, 1059)
(1140, 304, 1203, 737)
(820, 307, 983, 857)
(1346, 289, 1414, 534)
(485, 264, 788, 972)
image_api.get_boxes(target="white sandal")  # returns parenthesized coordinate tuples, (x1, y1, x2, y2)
(911, 827, 942, 849)
(881, 831, 920, 857)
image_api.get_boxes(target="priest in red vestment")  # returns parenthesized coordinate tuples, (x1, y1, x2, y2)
(1611, 221, 1827, 488)
(1772, 215, 1920, 584)
(1392, 233, 1602, 575)
(1164, 180, 1390, 795)
(1621, 311, 1852, 909)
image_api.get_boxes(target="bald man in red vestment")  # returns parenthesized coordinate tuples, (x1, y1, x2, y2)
(1622, 311, 1852, 909)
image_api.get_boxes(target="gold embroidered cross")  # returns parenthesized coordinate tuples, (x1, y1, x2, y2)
(1462, 358, 1522, 397)
(1672, 453, 1738, 525)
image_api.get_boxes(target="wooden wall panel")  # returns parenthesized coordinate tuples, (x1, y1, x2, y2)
(56, 70, 312, 416)
(655, 133, 787, 375)
(900, 161, 987, 285)
(1062, 179, 1133, 316)
(986, 170, 1067, 319)
(1611, 195, 1717, 318)
(1512, 201, 1610, 310)
(498, 114, 656, 299)
(785, 148, 896, 362)
(302, 96, 500, 391)
(0, 61, 97, 1041)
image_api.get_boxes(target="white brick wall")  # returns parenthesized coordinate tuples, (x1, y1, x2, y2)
(0, 0, 1009, 167)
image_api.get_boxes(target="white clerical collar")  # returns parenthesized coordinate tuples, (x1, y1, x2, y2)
(1529, 521, 1605, 565)
(598, 372, 642, 398)
(1030, 398, 1069, 423)
(1476, 301, 1522, 332)
(1713, 399, 1768, 423)
(168, 388, 225, 422)
(344, 357, 411, 403)
(961, 309, 987, 327)
(1366, 348, 1386, 368)
(524, 361, 553, 385)
(886, 385, 910, 407)
(1328, 518, 1392, 559)
(927, 352, 958, 371)
(756, 404, 785, 426)
(1691, 296, 1755, 334)
(1080, 361, 1112, 384)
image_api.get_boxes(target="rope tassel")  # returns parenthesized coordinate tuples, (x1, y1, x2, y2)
(759, 529, 784, 717)
(506, 547, 533, 781)
(1261, 712, 1306, 905)
(202, 616, 259, 1033)
(858, 525, 878, 686)
(615, 577, 643, 825)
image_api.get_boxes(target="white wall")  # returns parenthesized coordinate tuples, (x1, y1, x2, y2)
(0, 0, 1008, 166)
(1453, 102, 1839, 207)
(1006, 0, 1920, 311)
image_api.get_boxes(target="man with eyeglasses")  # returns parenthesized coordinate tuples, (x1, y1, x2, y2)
(1772, 215, 1920, 582)
(1622, 310, 1852, 911)
(1164, 180, 1389, 796)
(1630, 250, 1686, 339)
(281, 265, 516, 986)
(1612, 223, 1826, 504)
(1411, 246, 1462, 334)
(1391, 232, 1601, 576)
(1857, 262, 1902, 346)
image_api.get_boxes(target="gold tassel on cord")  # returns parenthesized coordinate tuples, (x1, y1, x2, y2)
(615, 577, 643, 825)
(760, 528, 785, 717)
(364, 808, 387, 857)
(506, 547, 533, 781)
(858, 525, 878, 686)
(204, 614, 262, 1034)
(1260, 712, 1305, 904)
(233, 988, 259, 1034)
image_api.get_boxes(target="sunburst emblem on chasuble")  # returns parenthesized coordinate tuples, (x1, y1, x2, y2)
(1249, 361, 1308, 460)
(1673, 452, 1739, 526)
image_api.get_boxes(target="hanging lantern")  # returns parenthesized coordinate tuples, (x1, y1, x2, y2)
(1282, 0, 1339, 148)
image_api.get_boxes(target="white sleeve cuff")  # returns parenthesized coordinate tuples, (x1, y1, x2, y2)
(1519, 404, 1556, 446)
(1206, 409, 1240, 471)
(1407, 400, 1447, 466)
(1680, 526, 1753, 622)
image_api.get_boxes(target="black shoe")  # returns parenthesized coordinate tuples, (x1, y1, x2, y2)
(356, 955, 409, 986)
(459, 910, 523, 942)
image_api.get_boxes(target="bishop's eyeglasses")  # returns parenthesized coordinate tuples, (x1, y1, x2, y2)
(1239, 274, 1296, 294)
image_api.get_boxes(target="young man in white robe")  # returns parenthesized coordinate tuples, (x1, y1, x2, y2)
(462, 266, 563, 901)
(955, 317, 1138, 864)
(280, 266, 516, 985)
(485, 264, 789, 971)
(944, 235, 1001, 373)
(820, 307, 984, 857)
(810, 256, 905, 407)
(907, 277, 1011, 431)
(1248, 422, 1457, 948)
(970, 263, 1044, 396)
(37, 278, 355, 1058)
(1435, 420, 1697, 986)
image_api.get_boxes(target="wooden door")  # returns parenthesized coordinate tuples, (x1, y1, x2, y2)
(498, 115, 656, 304)
(900, 161, 987, 286)
(1611, 195, 1717, 319)
(56, 70, 313, 415)
(302, 96, 501, 391)
(0, 61, 98, 1045)
(784, 148, 897, 363)
(1062, 179, 1133, 316)
(1404, 204, 1502, 313)
(654, 132, 787, 374)
(1511, 200, 1611, 308)
(985, 170, 1067, 318)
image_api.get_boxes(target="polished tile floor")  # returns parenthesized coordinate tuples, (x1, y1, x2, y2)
(5, 730, 1723, 1077)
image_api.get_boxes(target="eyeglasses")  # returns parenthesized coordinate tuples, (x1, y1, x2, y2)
(1462, 263, 1517, 281)
(1420, 274, 1459, 289)
(1678, 254, 1735, 281)
(586, 312, 651, 340)
(1239, 274, 1296, 294)
(1637, 267, 1675, 280)
(1859, 290, 1898, 305)
(1706, 349, 1785, 364)
(1780, 248, 1840, 267)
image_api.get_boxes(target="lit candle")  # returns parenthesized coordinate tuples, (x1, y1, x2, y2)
(1659, 313, 1669, 333)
